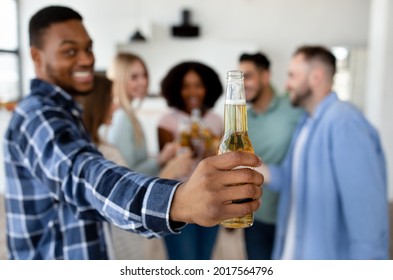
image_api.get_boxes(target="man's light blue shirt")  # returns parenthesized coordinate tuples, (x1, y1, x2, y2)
(268, 92, 389, 259)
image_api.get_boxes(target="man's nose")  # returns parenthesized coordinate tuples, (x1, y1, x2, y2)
(78, 51, 94, 66)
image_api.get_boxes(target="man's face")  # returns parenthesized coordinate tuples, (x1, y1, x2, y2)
(33, 19, 95, 95)
(239, 61, 266, 104)
(285, 54, 312, 107)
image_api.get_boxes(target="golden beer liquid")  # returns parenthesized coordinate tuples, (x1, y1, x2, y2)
(218, 102, 255, 228)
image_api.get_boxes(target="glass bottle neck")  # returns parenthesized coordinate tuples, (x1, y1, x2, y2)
(223, 70, 248, 133)
(225, 77, 246, 102)
(223, 101, 248, 133)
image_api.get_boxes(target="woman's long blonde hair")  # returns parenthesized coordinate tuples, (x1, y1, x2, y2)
(108, 52, 148, 146)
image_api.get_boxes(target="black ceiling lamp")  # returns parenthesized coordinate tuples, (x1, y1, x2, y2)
(172, 9, 200, 38)
(129, 0, 147, 42)
(130, 29, 146, 42)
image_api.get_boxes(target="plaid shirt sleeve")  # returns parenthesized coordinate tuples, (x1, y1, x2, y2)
(4, 81, 183, 259)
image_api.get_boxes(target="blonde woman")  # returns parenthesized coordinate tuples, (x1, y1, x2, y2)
(106, 53, 180, 176)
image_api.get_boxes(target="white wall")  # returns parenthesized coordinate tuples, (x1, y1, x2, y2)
(365, 0, 393, 201)
(19, 0, 370, 93)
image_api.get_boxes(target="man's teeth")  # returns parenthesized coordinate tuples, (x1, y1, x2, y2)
(73, 72, 91, 78)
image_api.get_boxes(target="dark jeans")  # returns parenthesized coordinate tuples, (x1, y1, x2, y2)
(164, 224, 219, 260)
(244, 220, 276, 260)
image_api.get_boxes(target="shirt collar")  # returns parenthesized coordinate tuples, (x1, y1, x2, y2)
(311, 92, 338, 121)
(30, 78, 83, 117)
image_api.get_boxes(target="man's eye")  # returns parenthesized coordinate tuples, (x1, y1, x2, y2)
(65, 49, 76, 56)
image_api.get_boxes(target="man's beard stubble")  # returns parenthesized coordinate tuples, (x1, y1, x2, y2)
(290, 86, 312, 108)
(46, 64, 93, 97)
(247, 87, 264, 105)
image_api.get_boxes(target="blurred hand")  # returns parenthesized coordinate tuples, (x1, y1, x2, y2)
(157, 142, 178, 165)
(160, 148, 194, 179)
(169, 151, 264, 227)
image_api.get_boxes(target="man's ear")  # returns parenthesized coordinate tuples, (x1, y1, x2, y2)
(260, 70, 270, 87)
(30, 46, 42, 69)
(309, 67, 323, 87)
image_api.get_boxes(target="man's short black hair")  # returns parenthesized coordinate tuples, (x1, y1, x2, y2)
(29, 6, 83, 48)
(239, 52, 271, 71)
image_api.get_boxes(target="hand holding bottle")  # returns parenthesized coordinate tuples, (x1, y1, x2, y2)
(169, 151, 264, 227)
(218, 70, 256, 228)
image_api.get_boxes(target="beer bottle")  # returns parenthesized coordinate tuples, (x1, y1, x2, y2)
(218, 70, 255, 228)
(177, 116, 191, 152)
(189, 108, 204, 159)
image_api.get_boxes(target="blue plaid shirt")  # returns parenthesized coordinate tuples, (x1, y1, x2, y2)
(4, 79, 182, 260)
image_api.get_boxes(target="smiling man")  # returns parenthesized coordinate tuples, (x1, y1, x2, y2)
(3, 6, 263, 260)
(29, 9, 94, 95)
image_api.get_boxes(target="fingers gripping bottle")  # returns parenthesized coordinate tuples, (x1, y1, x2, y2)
(218, 70, 255, 228)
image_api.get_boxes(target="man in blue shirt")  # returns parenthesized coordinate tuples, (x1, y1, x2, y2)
(259, 46, 389, 259)
(3, 5, 263, 260)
